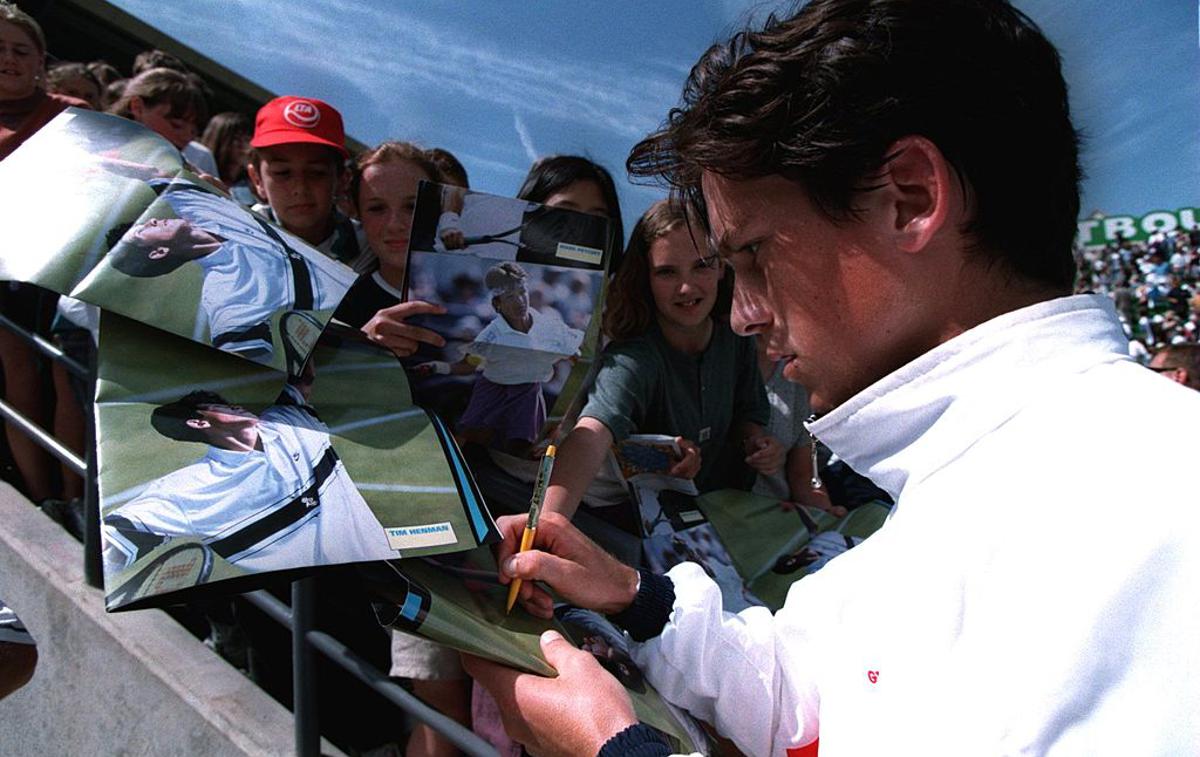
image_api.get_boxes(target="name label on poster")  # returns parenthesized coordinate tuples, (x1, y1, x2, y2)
(1077, 207, 1200, 246)
(556, 242, 604, 265)
(386, 522, 457, 550)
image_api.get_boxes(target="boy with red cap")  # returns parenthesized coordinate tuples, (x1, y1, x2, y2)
(247, 96, 374, 273)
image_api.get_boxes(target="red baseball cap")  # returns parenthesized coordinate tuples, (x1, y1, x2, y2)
(251, 96, 349, 158)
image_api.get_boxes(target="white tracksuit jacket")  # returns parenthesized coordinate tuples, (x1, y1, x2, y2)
(633, 294, 1200, 756)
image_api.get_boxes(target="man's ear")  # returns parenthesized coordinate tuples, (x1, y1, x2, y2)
(185, 418, 210, 430)
(878, 136, 955, 254)
(129, 95, 146, 121)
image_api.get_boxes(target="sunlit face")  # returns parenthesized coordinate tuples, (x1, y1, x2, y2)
(131, 99, 197, 150)
(704, 172, 911, 413)
(248, 143, 339, 243)
(0, 21, 42, 101)
(647, 225, 722, 334)
(542, 179, 609, 217)
(357, 159, 431, 278)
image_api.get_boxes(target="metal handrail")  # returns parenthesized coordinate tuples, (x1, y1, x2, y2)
(245, 585, 497, 757)
(0, 313, 89, 378)
(0, 397, 85, 475)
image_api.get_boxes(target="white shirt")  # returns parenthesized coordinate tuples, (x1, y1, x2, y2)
(104, 386, 399, 575)
(468, 308, 583, 384)
(162, 183, 354, 354)
(635, 294, 1200, 756)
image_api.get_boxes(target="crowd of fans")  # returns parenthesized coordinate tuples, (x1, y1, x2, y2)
(1075, 228, 1200, 357)
(2, 1, 1197, 753)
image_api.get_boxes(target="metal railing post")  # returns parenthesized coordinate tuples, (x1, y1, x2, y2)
(292, 578, 320, 757)
(83, 367, 102, 588)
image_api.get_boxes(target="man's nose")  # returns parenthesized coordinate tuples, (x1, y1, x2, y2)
(730, 283, 771, 337)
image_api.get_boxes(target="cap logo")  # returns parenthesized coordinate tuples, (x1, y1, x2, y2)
(283, 100, 321, 129)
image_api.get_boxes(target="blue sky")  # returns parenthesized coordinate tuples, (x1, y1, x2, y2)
(110, 0, 1198, 237)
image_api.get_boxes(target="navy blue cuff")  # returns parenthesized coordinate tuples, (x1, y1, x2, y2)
(597, 723, 671, 757)
(607, 570, 674, 642)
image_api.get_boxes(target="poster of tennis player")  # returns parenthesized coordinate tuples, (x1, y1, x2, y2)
(404, 184, 610, 457)
(97, 314, 499, 611)
(0, 109, 352, 374)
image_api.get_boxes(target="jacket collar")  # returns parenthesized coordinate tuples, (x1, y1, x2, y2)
(808, 294, 1131, 502)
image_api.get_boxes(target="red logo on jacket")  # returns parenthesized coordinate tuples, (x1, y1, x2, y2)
(867, 670, 879, 684)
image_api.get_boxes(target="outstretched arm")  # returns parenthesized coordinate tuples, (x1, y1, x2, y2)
(540, 416, 614, 521)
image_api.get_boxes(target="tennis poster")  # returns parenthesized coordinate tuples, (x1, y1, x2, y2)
(97, 315, 499, 611)
(0, 108, 351, 374)
(403, 183, 611, 459)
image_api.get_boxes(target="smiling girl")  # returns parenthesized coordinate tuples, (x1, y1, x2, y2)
(333, 141, 447, 356)
(543, 199, 782, 517)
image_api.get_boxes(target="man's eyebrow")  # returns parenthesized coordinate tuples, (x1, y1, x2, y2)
(713, 230, 741, 256)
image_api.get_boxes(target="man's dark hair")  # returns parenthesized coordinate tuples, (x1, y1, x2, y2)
(150, 390, 228, 443)
(105, 221, 193, 278)
(627, 0, 1082, 292)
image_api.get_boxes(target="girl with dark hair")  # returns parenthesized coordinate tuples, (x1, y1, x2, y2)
(199, 111, 252, 186)
(108, 67, 207, 152)
(516, 154, 625, 272)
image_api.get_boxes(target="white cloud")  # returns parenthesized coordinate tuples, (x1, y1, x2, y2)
(512, 111, 538, 164)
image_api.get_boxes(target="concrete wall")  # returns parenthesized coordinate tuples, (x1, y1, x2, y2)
(0, 482, 342, 756)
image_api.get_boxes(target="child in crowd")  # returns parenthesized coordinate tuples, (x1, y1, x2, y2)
(108, 67, 207, 161)
(45, 62, 101, 110)
(435, 155, 622, 268)
(753, 336, 846, 516)
(333, 140, 446, 342)
(425, 146, 468, 189)
(515, 155, 625, 273)
(246, 95, 375, 274)
(199, 111, 254, 203)
(544, 199, 780, 516)
(539, 199, 783, 609)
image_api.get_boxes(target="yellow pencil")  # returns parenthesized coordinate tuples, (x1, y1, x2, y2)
(505, 444, 556, 614)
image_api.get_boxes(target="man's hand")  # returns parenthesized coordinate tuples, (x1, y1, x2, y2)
(361, 300, 447, 357)
(497, 512, 639, 618)
(745, 433, 785, 475)
(667, 437, 702, 479)
(462, 630, 638, 757)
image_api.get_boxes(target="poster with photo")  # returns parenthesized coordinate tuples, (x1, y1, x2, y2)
(96, 315, 499, 611)
(0, 109, 352, 374)
(403, 182, 610, 457)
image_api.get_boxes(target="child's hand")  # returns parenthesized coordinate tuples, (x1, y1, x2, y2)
(361, 300, 447, 357)
(745, 433, 785, 475)
(439, 228, 466, 249)
(668, 437, 702, 479)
